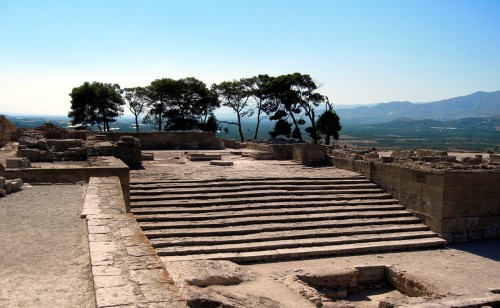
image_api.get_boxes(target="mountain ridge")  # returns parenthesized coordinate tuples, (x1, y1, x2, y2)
(336, 90, 500, 124)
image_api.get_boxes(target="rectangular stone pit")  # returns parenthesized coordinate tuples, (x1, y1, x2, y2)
(295, 265, 437, 307)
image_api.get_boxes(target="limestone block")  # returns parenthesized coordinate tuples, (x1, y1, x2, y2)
(17, 148, 40, 162)
(115, 136, 141, 167)
(19, 136, 39, 148)
(6, 157, 32, 169)
(4, 181, 12, 193)
(0, 177, 5, 189)
(38, 139, 48, 150)
(0, 189, 5, 197)
(453, 231, 468, 242)
(9, 179, 23, 192)
(467, 230, 483, 241)
(0, 162, 4, 171)
(483, 229, 498, 239)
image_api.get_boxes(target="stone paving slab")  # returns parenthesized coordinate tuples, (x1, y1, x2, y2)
(81, 176, 186, 308)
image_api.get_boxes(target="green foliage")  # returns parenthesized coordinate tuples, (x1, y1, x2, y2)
(213, 79, 254, 141)
(123, 87, 149, 132)
(68, 82, 124, 132)
(269, 119, 292, 138)
(144, 77, 219, 131)
(317, 110, 342, 145)
(263, 73, 326, 143)
(198, 114, 219, 132)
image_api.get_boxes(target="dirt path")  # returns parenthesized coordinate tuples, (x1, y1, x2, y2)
(0, 184, 96, 308)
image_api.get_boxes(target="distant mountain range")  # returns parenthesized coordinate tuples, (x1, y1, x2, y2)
(371, 116, 500, 131)
(336, 90, 500, 124)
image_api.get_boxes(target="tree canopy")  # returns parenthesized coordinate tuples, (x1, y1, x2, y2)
(68, 82, 124, 132)
(213, 79, 253, 141)
(67, 73, 340, 142)
(123, 87, 149, 132)
(264, 73, 326, 143)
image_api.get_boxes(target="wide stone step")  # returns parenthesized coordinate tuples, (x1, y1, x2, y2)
(139, 210, 412, 229)
(130, 179, 372, 190)
(130, 193, 394, 208)
(130, 176, 366, 186)
(131, 199, 402, 214)
(143, 216, 422, 238)
(130, 188, 386, 202)
(160, 237, 447, 262)
(150, 223, 431, 247)
(130, 183, 380, 195)
(134, 204, 406, 222)
(155, 231, 440, 256)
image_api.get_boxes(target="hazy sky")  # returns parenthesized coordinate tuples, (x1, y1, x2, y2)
(1, 0, 499, 116)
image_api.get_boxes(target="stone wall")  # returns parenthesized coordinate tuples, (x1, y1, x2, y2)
(101, 131, 220, 150)
(245, 142, 294, 160)
(0, 156, 130, 210)
(332, 157, 500, 242)
(293, 144, 328, 165)
(80, 177, 186, 307)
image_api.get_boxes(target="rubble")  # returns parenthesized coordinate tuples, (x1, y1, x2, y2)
(331, 149, 499, 172)
(0, 176, 23, 197)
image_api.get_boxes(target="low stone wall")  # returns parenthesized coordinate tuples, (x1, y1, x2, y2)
(245, 142, 293, 160)
(293, 144, 328, 165)
(0, 156, 130, 210)
(332, 157, 500, 242)
(81, 177, 186, 307)
(101, 131, 220, 150)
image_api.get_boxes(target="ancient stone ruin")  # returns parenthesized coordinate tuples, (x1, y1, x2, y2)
(0, 176, 23, 197)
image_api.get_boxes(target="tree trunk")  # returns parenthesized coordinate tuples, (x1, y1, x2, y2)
(135, 116, 140, 132)
(236, 111, 245, 142)
(253, 117, 261, 140)
(158, 99, 163, 131)
(288, 111, 302, 140)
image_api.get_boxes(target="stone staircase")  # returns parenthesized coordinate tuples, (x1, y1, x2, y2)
(129, 176, 446, 262)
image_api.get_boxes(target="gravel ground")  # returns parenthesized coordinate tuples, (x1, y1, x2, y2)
(0, 184, 96, 308)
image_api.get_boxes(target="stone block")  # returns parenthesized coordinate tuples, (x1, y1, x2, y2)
(7, 157, 32, 169)
(467, 230, 483, 241)
(19, 136, 39, 148)
(38, 139, 48, 150)
(4, 181, 12, 193)
(483, 229, 498, 239)
(0, 189, 5, 197)
(453, 231, 468, 242)
(0, 177, 5, 189)
(0, 163, 4, 171)
(292, 144, 327, 165)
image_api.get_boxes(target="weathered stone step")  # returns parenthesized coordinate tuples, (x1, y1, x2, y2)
(130, 188, 386, 202)
(131, 199, 401, 214)
(143, 216, 422, 238)
(130, 176, 366, 186)
(160, 237, 447, 262)
(130, 178, 371, 190)
(130, 183, 380, 195)
(139, 210, 412, 229)
(130, 193, 394, 207)
(155, 231, 440, 256)
(150, 224, 431, 247)
(134, 204, 406, 222)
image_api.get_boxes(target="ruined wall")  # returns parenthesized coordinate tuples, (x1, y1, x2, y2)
(332, 157, 500, 242)
(293, 144, 328, 165)
(245, 142, 293, 160)
(0, 156, 130, 210)
(101, 131, 219, 150)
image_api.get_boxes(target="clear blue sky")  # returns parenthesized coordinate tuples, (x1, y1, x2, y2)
(1, 0, 499, 115)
